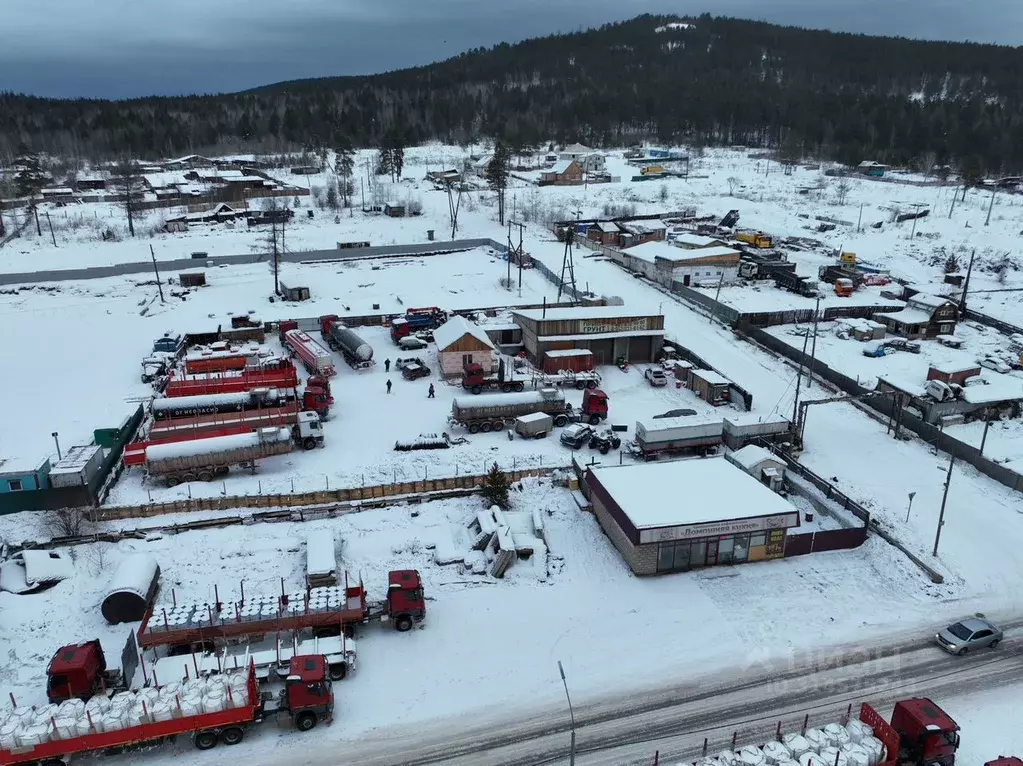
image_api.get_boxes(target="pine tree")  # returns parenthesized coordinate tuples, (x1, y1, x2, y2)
(376, 146, 393, 180)
(485, 141, 511, 225)
(480, 462, 510, 509)
(392, 138, 405, 181)
(13, 152, 46, 198)
(334, 138, 356, 207)
(325, 183, 339, 210)
(112, 156, 143, 237)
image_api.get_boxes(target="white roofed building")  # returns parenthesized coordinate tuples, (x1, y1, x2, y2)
(584, 458, 801, 574)
(433, 316, 498, 378)
(624, 240, 742, 287)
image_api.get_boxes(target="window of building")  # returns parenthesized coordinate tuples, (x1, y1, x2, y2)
(461, 354, 473, 366)
(733, 534, 749, 562)
(673, 542, 691, 570)
(657, 543, 674, 572)
(8, 479, 23, 492)
(718, 536, 735, 564)
(750, 533, 767, 548)
(689, 542, 707, 568)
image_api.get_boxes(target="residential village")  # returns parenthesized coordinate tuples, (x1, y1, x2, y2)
(2, 141, 1023, 764)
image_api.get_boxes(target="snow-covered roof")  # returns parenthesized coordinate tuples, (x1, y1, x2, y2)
(548, 159, 577, 175)
(878, 376, 928, 397)
(18, 549, 74, 585)
(592, 221, 621, 233)
(50, 444, 102, 475)
(545, 349, 593, 358)
(516, 412, 552, 424)
(473, 154, 494, 168)
(691, 369, 732, 385)
(306, 530, 336, 577)
(0, 455, 49, 477)
(622, 220, 668, 235)
(513, 305, 659, 322)
(626, 241, 740, 264)
(590, 458, 797, 530)
(961, 377, 1023, 404)
(931, 362, 980, 375)
(479, 322, 520, 333)
(434, 316, 496, 352)
(562, 143, 591, 154)
(875, 308, 935, 325)
(858, 161, 888, 168)
(672, 233, 723, 248)
(729, 445, 780, 471)
(907, 292, 954, 310)
(724, 413, 790, 428)
(104, 553, 159, 599)
(41, 187, 73, 194)
(541, 330, 665, 342)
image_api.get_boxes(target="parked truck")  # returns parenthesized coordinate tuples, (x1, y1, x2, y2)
(737, 231, 773, 248)
(138, 570, 426, 652)
(774, 269, 820, 297)
(320, 315, 374, 369)
(449, 388, 609, 433)
(165, 359, 298, 398)
(1, 655, 333, 766)
(184, 347, 265, 375)
(147, 406, 324, 448)
(283, 330, 336, 377)
(128, 427, 296, 486)
(153, 389, 293, 419)
(629, 416, 723, 459)
(530, 370, 602, 390)
(390, 307, 447, 344)
(462, 360, 525, 394)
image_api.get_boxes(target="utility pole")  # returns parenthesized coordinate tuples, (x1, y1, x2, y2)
(985, 187, 996, 226)
(710, 272, 725, 324)
(948, 187, 957, 219)
(807, 296, 821, 389)
(909, 203, 925, 239)
(34, 206, 41, 236)
(856, 203, 863, 233)
(558, 226, 578, 302)
(960, 248, 976, 315)
(506, 220, 512, 289)
(557, 662, 576, 766)
(979, 414, 992, 456)
(932, 453, 956, 557)
(45, 212, 56, 247)
(791, 329, 811, 426)
(149, 245, 165, 303)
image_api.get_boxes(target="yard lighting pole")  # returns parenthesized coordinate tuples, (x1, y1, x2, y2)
(557, 661, 576, 766)
(932, 454, 956, 557)
(979, 415, 992, 457)
(51, 431, 62, 460)
(904, 491, 916, 523)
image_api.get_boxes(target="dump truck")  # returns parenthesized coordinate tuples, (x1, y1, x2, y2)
(282, 329, 336, 377)
(130, 427, 296, 486)
(449, 388, 609, 434)
(138, 570, 426, 653)
(462, 360, 524, 394)
(165, 358, 298, 397)
(737, 231, 773, 248)
(1, 655, 333, 766)
(774, 269, 820, 297)
(320, 315, 373, 369)
(835, 277, 855, 297)
(146, 407, 324, 448)
(629, 416, 723, 459)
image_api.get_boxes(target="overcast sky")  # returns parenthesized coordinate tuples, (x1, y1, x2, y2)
(2, 0, 1021, 99)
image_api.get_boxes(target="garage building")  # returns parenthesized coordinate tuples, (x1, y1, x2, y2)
(584, 458, 801, 575)
(511, 306, 664, 365)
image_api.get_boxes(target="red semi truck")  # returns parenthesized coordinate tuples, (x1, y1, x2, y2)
(165, 358, 299, 397)
(1, 656, 333, 766)
(138, 570, 426, 652)
(146, 406, 324, 448)
(390, 307, 447, 344)
(461, 361, 525, 394)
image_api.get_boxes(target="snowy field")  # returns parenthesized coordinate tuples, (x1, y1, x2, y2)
(0, 479, 1002, 755)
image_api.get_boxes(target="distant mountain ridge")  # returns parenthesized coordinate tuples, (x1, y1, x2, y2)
(1, 14, 1022, 174)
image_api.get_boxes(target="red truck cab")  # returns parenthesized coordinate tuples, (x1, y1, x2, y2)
(580, 388, 610, 424)
(47, 640, 106, 703)
(986, 760, 1023, 766)
(390, 317, 411, 343)
(283, 655, 334, 731)
(861, 698, 960, 766)
(387, 569, 426, 632)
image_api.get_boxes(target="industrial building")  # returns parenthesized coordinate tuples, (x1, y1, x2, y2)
(623, 240, 742, 287)
(584, 458, 801, 575)
(511, 305, 664, 365)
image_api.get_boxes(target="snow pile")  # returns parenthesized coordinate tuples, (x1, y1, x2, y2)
(448, 505, 549, 578)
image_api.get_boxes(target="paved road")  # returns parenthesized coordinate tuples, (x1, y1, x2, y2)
(0, 238, 504, 286)
(306, 621, 1023, 766)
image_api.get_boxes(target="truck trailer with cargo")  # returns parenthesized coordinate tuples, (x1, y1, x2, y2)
(164, 359, 298, 397)
(390, 307, 447, 344)
(461, 361, 525, 394)
(630, 417, 723, 459)
(128, 427, 296, 486)
(1, 656, 333, 766)
(146, 407, 324, 448)
(449, 388, 609, 433)
(183, 347, 266, 375)
(282, 330, 336, 377)
(320, 316, 374, 369)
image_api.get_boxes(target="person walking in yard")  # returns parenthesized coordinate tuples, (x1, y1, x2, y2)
(386, 379, 392, 394)
(384, 358, 391, 372)
(428, 383, 435, 398)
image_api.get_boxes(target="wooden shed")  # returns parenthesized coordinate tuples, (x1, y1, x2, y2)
(434, 316, 497, 377)
(689, 368, 732, 406)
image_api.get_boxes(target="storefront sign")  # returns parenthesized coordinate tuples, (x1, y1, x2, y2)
(639, 512, 798, 544)
(579, 318, 649, 334)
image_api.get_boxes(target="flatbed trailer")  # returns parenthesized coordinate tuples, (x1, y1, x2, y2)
(147, 404, 303, 443)
(530, 370, 602, 390)
(165, 360, 298, 397)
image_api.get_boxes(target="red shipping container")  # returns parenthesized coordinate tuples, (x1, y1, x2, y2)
(543, 349, 595, 374)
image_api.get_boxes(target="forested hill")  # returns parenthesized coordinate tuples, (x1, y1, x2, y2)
(2, 14, 1023, 173)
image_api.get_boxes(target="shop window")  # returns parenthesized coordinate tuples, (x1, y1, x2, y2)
(750, 533, 767, 548)
(657, 544, 675, 573)
(733, 534, 749, 562)
(718, 537, 734, 564)
(673, 542, 691, 570)
(689, 542, 707, 568)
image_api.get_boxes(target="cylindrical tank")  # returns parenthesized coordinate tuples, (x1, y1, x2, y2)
(101, 554, 161, 624)
(330, 326, 373, 362)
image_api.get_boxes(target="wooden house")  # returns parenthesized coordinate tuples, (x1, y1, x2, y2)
(434, 316, 497, 377)
(539, 160, 583, 186)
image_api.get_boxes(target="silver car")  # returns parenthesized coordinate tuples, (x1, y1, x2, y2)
(935, 617, 1003, 655)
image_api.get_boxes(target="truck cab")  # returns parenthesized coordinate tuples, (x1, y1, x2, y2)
(835, 278, 855, 297)
(579, 388, 610, 425)
(293, 411, 324, 450)
(282, 655, 334, 731)
(302, 386, 331, 419)
(889, 698, 960, 765)
(386, 569, 426, 632)
(47, 640, 107, 703)
(462, 361, 524, 393)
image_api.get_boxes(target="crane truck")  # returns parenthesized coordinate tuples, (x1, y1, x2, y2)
(390, 307, 447, 344)
(449, 388, 609, 433)
(1, 655, 333, 766)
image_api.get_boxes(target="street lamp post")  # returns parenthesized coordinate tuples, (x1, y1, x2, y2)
(904, 491, 916, 523)
(557, 661, 576, 766)
(51, 431, 62, 460)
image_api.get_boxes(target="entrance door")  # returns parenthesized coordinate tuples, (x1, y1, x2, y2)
(683, 275, 691, 287)
(705, 540, 719, 566)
